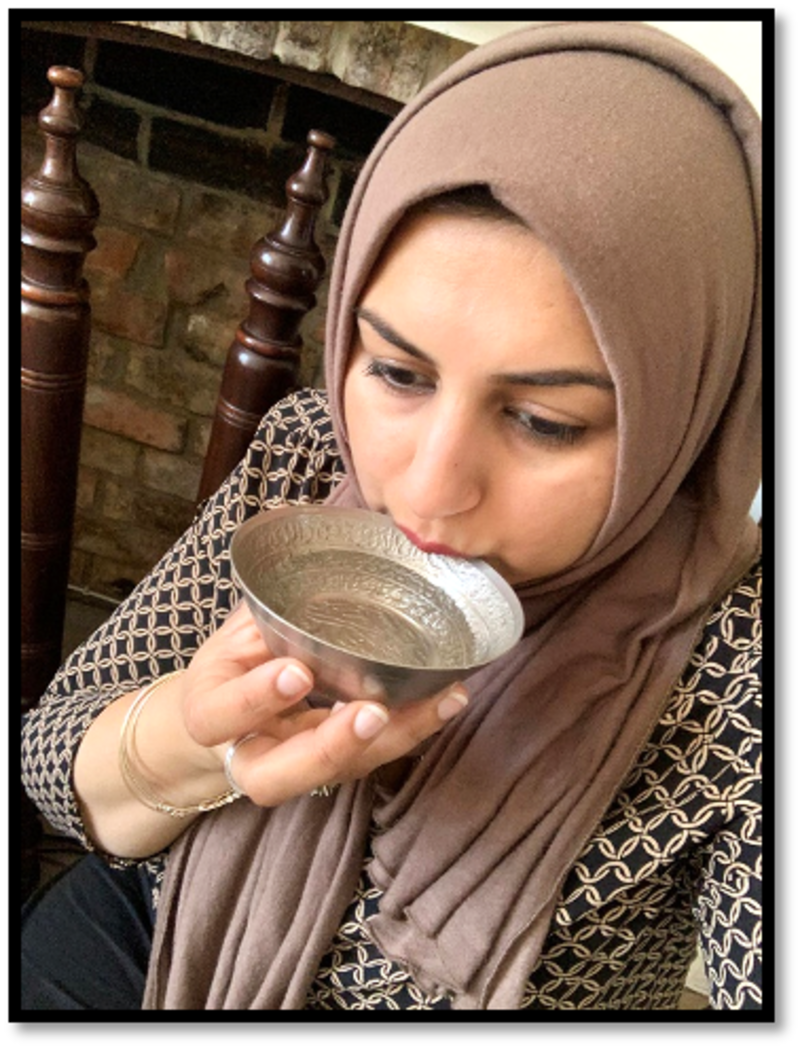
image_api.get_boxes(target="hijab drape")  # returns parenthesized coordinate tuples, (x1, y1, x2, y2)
(144, 21, 761, 1009)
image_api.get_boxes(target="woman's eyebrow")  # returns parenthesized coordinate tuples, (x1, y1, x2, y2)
(496, 369, 615, 392)
(356, 306, 428, 361)
(355, 305, 614, 392)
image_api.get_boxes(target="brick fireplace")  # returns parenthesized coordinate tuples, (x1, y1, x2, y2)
(20, 19, 474, 604)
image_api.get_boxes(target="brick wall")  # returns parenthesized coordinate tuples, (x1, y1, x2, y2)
(20, 23, 412, 602)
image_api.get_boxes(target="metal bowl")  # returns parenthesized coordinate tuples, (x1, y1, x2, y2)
(229, 506, 524, 706)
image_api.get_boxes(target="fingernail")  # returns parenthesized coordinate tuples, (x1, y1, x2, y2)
(331, 701, 347, 714)
(438, 690, 469, 721)
(276, 664, 312, 699)
(354, 703, 390, 740)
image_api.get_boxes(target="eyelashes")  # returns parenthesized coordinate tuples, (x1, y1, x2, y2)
(506, 409, 585, 445)
(363, 359, 432, 393)
(362, 359, 586, 447)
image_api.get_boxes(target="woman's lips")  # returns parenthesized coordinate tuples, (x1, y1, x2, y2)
(397, 525, 469, 559)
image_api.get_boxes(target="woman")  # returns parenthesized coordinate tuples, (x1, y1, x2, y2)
(21, 21, 762, 1011)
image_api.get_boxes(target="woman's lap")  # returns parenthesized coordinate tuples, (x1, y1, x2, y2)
(21, 853, 155, 1010)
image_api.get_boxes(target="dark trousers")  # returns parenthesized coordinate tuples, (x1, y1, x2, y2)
(20, 853, 156, 1011)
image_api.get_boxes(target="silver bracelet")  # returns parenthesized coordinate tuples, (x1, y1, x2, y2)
(119, 671, 242, 818)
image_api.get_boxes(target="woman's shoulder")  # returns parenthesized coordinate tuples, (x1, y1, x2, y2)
(228, 387, 344, 510)
(652, 559, 762, 757)
(707, 558, 761, 626)
(634, 558, 762, 796)
(689, 559, 762, 683)
(253, 388, 337, 453)
(553, 560, 762, 930)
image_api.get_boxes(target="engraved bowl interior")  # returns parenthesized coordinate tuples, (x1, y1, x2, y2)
(229, 506, 524, 705)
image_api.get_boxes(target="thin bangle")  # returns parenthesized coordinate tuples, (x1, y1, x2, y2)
(119, 670, 242, 819)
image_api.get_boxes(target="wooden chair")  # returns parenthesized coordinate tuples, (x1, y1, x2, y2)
(21, 65, 335, 896)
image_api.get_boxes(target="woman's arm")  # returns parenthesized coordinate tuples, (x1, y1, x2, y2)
(21, 391, 344, 854)
(73, 602, 468, 859)
(72, 673, 219, 860)
(23, 391, 468, 861)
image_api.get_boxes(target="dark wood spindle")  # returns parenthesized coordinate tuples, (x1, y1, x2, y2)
(21, 66, 99, 711)
(197, 129, 335, 502)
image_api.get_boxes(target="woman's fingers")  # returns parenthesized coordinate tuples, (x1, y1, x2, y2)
(226, 701, 388, 805)
(338, 685, 470, 777)
(183, 656, 316, 747)
(195, 602, 274, 672)
(227, 683, 469, 806)
(183, 595, 470, 801)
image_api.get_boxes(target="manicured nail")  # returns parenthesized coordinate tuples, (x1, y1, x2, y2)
(276, 664, 312, 699)
(354, 703, 390, 740)
(437, 690, 469, 721)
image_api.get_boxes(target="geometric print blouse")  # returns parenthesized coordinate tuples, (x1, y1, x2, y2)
(21, 390, 763, 1011)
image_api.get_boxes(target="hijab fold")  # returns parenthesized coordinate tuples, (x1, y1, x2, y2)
(143, 21, 762, 1010)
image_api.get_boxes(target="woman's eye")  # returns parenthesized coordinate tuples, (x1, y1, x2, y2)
(362, 361, 585, 445)
(509, 409, 585, 446)
(364, 359, 433, 393)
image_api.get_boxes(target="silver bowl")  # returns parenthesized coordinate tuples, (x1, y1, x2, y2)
(229, 506, 524, 706)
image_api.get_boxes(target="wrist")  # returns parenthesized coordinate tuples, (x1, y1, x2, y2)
(120, 672, 240, 816)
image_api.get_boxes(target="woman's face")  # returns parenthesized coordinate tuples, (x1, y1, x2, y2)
(343, 211, 618, 585)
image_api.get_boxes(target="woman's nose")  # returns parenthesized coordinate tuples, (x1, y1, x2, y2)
(403, 405, 484, 521)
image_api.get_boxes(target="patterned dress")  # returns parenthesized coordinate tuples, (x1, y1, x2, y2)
(21, 390, 763, 1011)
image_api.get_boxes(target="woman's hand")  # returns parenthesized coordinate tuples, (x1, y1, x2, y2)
(180, 602, 469, 807)
(75, 601, 469, 859)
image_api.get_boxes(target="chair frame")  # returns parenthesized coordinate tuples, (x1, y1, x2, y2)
(20, 64, 334, 897)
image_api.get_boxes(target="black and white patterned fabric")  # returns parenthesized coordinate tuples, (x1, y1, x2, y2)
(21, 390, 762, 1011)
(305, 567, 762, 1011)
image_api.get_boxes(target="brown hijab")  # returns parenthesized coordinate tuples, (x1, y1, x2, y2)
(144, 22, 761, 1010)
